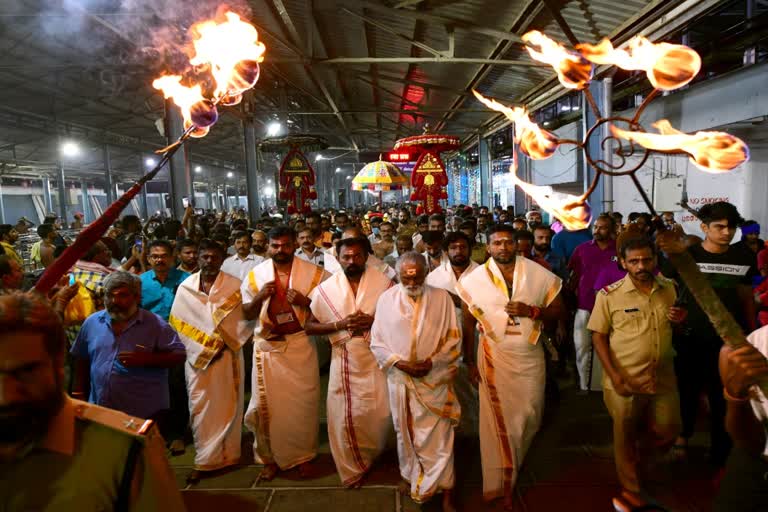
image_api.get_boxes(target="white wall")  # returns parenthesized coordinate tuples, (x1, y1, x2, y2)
(610, 63, 768, 238)
(611, 142, 768, 239)
(528, 121, 581, 186)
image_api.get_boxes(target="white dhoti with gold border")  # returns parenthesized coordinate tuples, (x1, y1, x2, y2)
(457, 256, 562, 500)
(309, 267, 393, 486)
(170, 272, 248, 471)
(371, 284, 461, 503)
(241, 257, 329, 470)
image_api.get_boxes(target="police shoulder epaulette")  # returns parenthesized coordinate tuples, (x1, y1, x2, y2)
(72, 400, 153, 438)
(657, 275, 675, 286)
(599, 278, 625, 295)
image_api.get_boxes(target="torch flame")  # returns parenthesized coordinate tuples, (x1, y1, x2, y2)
(152, 11, 266, 140)
(189, 11, 266, 99)
(510, 151, 592, 230)
(522, 31, 593, 90)
(152, 76, 210, 138)
(610, 120, 750, 173)
(473, 90, 558, 160)
(576, 36, 701, 91)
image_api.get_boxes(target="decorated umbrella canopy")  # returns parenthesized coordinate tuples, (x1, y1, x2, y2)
(352, 157, 409, 207)
(394, 126, 460, 214)
(259, 134, 328, 214)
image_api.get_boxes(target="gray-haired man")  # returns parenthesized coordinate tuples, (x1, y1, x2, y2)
(370, 252, 461, 511)
(71, 271, 186, 438)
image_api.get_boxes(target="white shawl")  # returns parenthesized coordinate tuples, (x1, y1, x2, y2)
(370, 285, 461, 424)
(309, 266, 393, 346)
(325, 252, 397, 281)
(456, 256, 561, 345)
(242, 257, 329, 352)
(425, 259, 479, 295)
(170, 272, 248, 370)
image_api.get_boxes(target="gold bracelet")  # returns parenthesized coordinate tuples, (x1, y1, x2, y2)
(723, 387, 750, 402)
(333, 321, 339, 331)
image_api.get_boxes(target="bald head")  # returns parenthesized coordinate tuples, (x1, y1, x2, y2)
(342, 227, 364, 239)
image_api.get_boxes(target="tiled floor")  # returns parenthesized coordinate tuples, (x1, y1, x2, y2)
(171, 379, 719, 511)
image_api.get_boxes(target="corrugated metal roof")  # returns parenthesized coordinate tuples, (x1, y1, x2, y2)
(0, 0, 704, 181)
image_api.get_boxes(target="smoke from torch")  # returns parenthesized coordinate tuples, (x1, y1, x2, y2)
(33, 10, 266, 295)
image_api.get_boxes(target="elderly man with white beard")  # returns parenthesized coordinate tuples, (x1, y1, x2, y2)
(370, 252, 461, 512)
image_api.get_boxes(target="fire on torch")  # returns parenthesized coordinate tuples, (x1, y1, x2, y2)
(474, 31, 763, 397)
(34, 10, 266, 294)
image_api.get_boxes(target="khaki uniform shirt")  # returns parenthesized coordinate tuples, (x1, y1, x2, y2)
(0, 396, 185, 512)
(587, 275, 678, 393)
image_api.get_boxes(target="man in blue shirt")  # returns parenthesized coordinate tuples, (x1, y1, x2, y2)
(533, 224, 568, 279)
(551, 226, 592, 263)
(140, 239, 190, 322)
(139, 239, 191, 454)
(71, 272, 186, 436)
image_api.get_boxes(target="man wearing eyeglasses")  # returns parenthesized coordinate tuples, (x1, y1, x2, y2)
(140, 239, 191, 455)
(140, 240, 190, 322)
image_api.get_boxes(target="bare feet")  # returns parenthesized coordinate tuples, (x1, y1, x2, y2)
(297, 461, 314, 479)
(612, 490, 648, 511)
(347, 472, 367, 489)
(185, 470, 202, 485)
(442, 489, 456, 512)
(397, 479, 410, 496)
(256, 463, 279, 484)
(169, 439, 186, 456)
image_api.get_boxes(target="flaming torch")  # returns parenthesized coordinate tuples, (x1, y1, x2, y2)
(476, 30, 759, 394)
(34, 10, 266, 294)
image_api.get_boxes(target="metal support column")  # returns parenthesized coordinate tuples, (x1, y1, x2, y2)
(234, 178, 240, 209)
(478, 134, 492, 208)
(56, 163, 67, 222)
(103, 145, 115, 204)
(601, 78, 614, 213)
(165, 99, 193, 219)
(0, 177, 6, 224)
(223, 183, 229, 212)
(139, 155, 149, 219)
(583, 81, 605, 218)
(206, 185, 214, 211)
(80, 180, 89, 223)
(243, 119, 262, 223)
(513, 156, 527, 217)
(42, 176, 53, 213)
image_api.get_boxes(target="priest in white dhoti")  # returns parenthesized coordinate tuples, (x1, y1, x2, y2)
(425, 231, 479, 437)
(305, 236, 393, 487)
(324, 227, 397, 281)
(370, 252, 461, 512)
(241, 226, 329, 481)
(456, 224, 565, 510)
(169, 239, 250, 482)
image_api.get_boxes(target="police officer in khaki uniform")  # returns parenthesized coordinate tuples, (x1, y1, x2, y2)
(0, 292, 185, 512)
(587, 236, 687, 511)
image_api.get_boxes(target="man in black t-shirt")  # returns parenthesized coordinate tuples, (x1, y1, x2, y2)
(664, 202, 757, 467)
